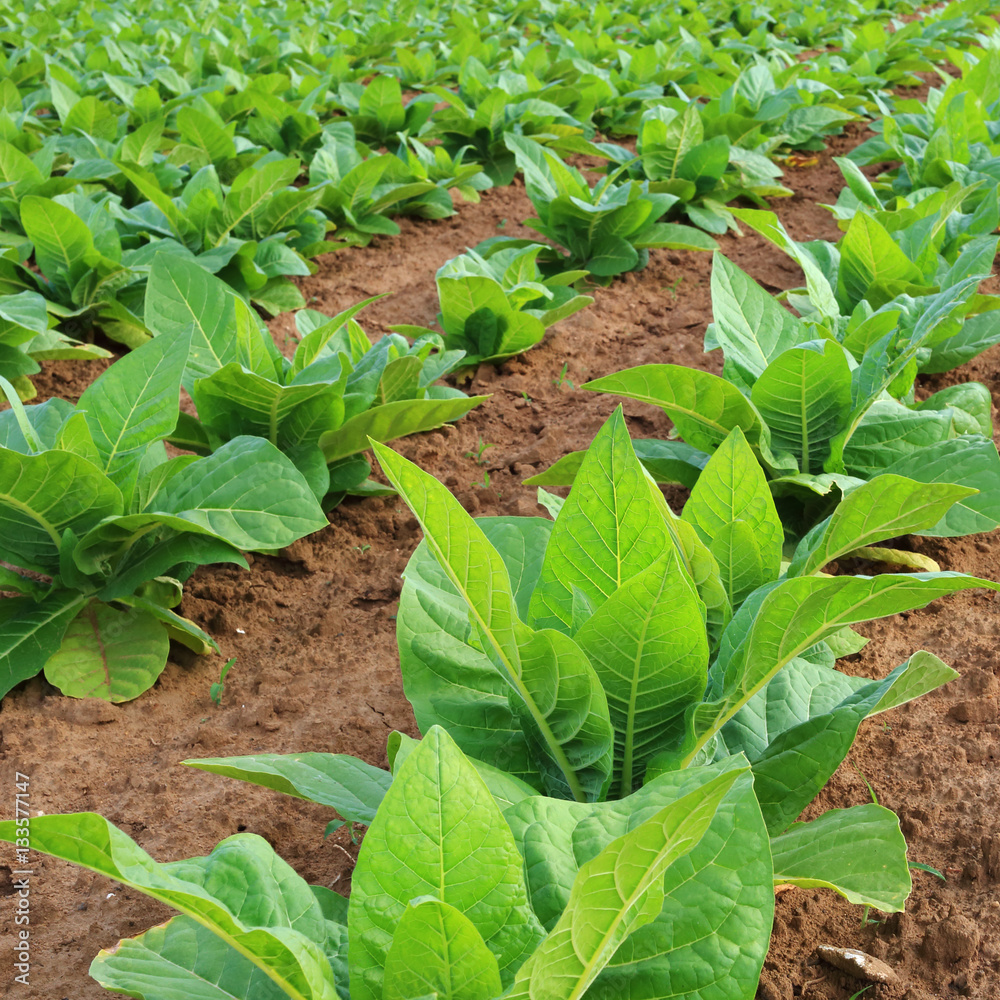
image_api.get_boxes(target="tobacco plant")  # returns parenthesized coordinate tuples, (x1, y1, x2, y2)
(731, 204, 1000, 373)
(341, 410, 987, 996)
(535, 254, 1000, 539)
(600, 103, 793, 234)
(146, 256, 483, 507)
(0, 328, 326, 703)
(498, 134, 717, 281)
(395, 242, 593, 366)
(0, 726, 744, 1000)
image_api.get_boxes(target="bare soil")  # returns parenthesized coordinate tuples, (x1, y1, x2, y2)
(1, 118, 998, 1000)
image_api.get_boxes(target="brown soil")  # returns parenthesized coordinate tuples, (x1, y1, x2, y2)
(2, 108, 999, 1000)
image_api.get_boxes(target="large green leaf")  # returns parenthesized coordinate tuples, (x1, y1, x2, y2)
(507, 767, 744, 1000)
(0, 815, 339, 1000)
(383, 899, 502, 1000)
(156, 436, 327, 550)
(574, 547, 708, 796)
(145, 255, 278, 394)
(771, 804, 912, 912)
(837, 213, 923, 310)
(183, 753, 392, 828)
(376, 442, 612, 802)
(683, 427, 782, 607)
(193, 366, 345, 450)
(91, 914, 293, 999)
(709, 254, 808, 380)
(77, 327, 191, 501)
(347, 727, 544, 1000)
(750, 342, 853, 476)
(397, 517, 550, 789)
(0, 448, 122, 572)
(882, 436, 1000, 537)
(43, 601, 169, 702)
(20, 195, 94, 301)
(506, 762, 772, 1000)
(733, 652, 956, 834)
(528, 408, 671, 633)
(319, 395, 484, 464)
(0, 590, 87, 699)
(787, 475, 977, 576)
(584, 365, 789, 470)
(670, 572, 998, 768)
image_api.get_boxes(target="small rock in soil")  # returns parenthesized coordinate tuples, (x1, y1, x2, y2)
(816, 945, 899, 984)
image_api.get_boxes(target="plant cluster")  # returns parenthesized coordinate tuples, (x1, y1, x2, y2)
(3, 2, 1000, 998)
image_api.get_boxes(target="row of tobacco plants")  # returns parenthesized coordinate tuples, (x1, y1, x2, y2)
(2, 0, 1000, 997)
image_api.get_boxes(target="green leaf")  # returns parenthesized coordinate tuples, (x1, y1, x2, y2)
(183, 753, 392, 828)
(528, 408, 672, 633)
(319, 396, 484, 464)
(584, 365, 786, 469)
(787, 475, 978, 576)
(750, 342, 853, 476)
(374, 442, 612, 803)
(771, 804, 912, 912)
(505, 762, 773, 999)
(397, 517, 551, 789)
(156, 437, 327, 550)
(0, 448, 122, 572)
(0, 816, 339, 1000)
(574, 546, 708, 796)
(837, 213, 923, 310)
(43, 601, 169, 702)
(348, 727, 544, 1000)
(77, 327, 191, 501)
(710, 254, 808, 380)
(20, 195, 94, 301)
(683, 427, 782, 607)
(383, 900, 502, 1000)
(193, 365, 345, 451)
(674, 572, 998, 768)
(146, 255, 278, 394)
(881, 436, 1000, 537)
(506, 767, 743, 1000)
(0, 591, 87, 699)
(739, 652, 956, 833)
(91, 914, 292, 999)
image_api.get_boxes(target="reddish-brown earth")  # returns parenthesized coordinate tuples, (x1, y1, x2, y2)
(1, 109, 998, 999)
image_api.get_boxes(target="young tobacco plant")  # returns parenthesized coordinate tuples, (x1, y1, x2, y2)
(535, 254, 1000, 540)
(274, 408, 998, 998)
(0, 329, 326, 703)
(146, 255, 483, 508)
(601, 103, 793, 234)
(731, 203, 1000, 373)
(500, 134, 717, 281)
(846, 47, 1000, 205)
(0, 725, 744, 1000)
(393, 242, 593, 367)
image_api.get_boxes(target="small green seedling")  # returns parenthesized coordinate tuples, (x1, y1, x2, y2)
(210, 658, 237, 707)
(662, 276, 684, 300)
(909, 861, 946, 880)
(465, 437, 494, 465)
(553, 362, 575, 389)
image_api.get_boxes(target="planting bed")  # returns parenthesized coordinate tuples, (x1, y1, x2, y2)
(1, 114, 998, 999)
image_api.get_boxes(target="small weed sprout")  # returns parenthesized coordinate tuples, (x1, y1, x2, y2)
(210, 658, 236, 706)
(553, 362, 575, 389)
